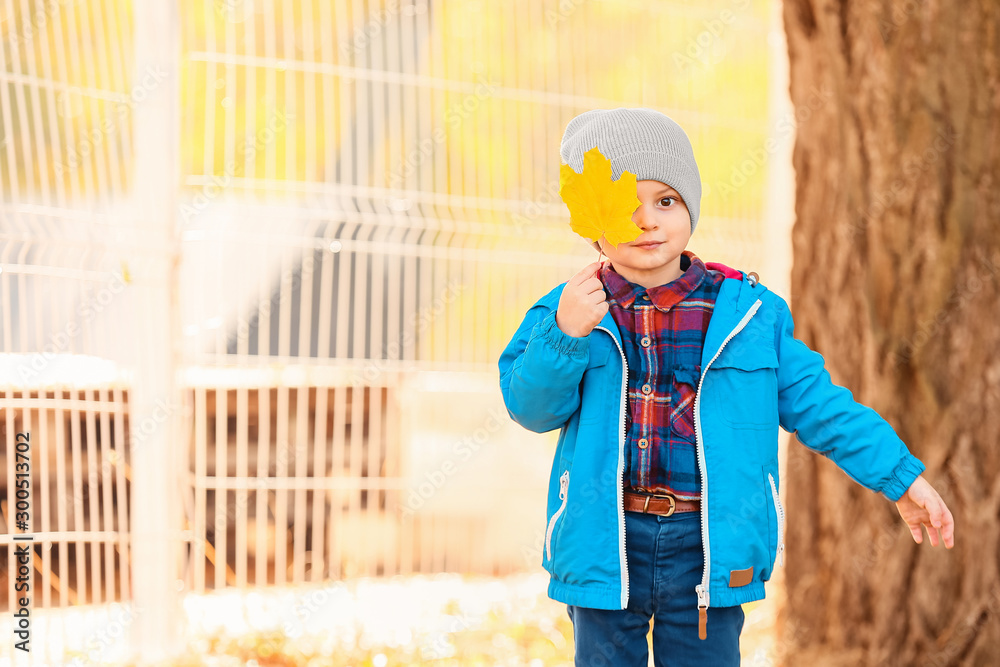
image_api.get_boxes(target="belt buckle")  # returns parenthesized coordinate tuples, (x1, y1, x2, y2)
(642, 492, 677, 516)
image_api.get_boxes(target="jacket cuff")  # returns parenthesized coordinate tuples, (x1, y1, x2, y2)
(879, 451, 927, 502)
(537, 309, 590, 360)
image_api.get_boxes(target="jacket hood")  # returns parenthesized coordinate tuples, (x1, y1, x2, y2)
(704, 261, 743, 280)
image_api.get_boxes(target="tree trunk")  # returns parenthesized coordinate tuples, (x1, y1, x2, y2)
(780, 1, 1000, 665)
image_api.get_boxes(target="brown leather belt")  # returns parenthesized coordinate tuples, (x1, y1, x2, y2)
(624, 490, 700, 516)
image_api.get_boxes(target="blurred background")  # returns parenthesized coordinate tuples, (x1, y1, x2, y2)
(2, 0, 996, 665)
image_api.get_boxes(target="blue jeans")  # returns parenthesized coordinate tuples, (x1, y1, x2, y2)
(566, 508, 744, 666)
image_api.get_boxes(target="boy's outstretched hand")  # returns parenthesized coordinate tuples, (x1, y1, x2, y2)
(895, 474, 955, 548)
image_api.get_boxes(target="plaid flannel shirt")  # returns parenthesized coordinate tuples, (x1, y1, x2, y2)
(598, 250, 725, 500)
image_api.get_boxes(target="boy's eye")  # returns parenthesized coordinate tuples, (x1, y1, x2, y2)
(658, 197, 677, 207)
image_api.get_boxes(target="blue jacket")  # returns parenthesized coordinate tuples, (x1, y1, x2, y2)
(497, 265, 926, 628)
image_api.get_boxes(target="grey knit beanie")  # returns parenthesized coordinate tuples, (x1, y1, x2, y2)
(559, 107, 703, 234)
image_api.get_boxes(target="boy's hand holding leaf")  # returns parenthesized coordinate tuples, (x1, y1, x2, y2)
(556, 261, 609, 338)
(555, 146, 643, 338)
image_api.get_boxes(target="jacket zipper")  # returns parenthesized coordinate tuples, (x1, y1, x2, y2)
(767, 472, 785, 567)
(692, 298, 762, 640)
(594, 325, 630, 609)
(545, 470, 571, 562)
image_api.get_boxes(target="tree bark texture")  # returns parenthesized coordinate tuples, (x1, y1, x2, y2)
(780, 1, 1000, 665)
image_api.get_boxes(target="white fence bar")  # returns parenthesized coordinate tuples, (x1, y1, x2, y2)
(128, 0, 182, 662)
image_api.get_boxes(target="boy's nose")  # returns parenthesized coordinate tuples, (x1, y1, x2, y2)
(632, 204, 656, 230)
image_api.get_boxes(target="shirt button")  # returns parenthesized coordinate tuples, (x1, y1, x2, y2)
(640, 336, 651, 347)
(637, 438, 648, 449)
(641, 383, 652, 395)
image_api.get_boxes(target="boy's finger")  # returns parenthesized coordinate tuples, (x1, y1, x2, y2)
(570, 261, 604, 284)
(930, 496, 947, 528)
(942, 508, 955, 547)
(580, 276, 606, 293)
(586, 287, 608, 305)
(929, 504, 941, 528)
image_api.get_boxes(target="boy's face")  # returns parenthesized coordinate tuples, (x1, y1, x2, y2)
(592, 179, 693, 288)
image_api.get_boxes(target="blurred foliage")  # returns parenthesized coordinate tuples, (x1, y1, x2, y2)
(103, 582, 766, 666)
(116, 584, 580, 666)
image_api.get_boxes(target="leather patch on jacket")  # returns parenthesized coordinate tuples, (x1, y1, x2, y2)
(729, 567, 754, 587)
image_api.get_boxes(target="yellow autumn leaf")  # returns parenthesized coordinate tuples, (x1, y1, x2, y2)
(559, 146, 643, 248)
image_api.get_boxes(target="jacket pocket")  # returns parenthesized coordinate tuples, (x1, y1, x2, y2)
(766, 470, 785, 569)
(706, 340, 779, 429)
(545, 470, 570, 562)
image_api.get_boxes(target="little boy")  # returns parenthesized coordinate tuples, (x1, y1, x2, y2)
(497, 108, 954, 666)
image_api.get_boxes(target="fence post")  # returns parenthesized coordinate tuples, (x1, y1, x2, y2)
(129, 0, 183, 662)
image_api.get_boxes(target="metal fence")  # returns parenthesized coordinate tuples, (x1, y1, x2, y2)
(1, 0, 789, 662)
